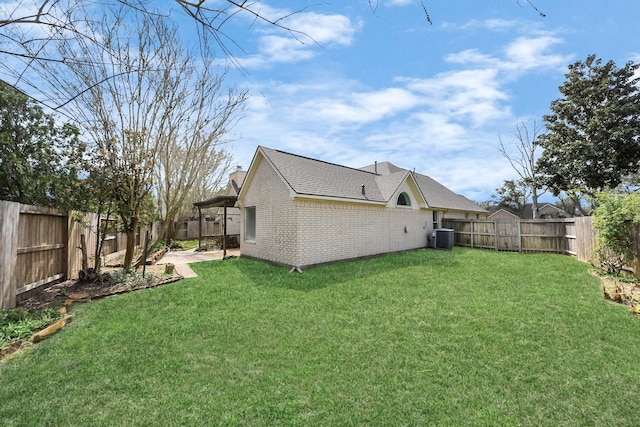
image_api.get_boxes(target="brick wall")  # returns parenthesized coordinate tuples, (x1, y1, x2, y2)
(292, 200, 430, 267)
(239, 156, 298, 266)
(239, 157, 483, 268)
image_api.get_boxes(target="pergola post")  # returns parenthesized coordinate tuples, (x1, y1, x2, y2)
(223, 205, 228, 258)
(197, 206, 202, 250)
(193, 195, 237, 257)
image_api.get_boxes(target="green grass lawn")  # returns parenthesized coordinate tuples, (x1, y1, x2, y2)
(1, 248, 638, 426)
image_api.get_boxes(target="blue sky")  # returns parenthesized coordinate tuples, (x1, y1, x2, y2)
(2, 0, 639, 203)
(207, 0, 640, 203)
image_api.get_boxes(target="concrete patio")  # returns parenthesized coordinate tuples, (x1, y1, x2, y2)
(158, 248, 241, 278)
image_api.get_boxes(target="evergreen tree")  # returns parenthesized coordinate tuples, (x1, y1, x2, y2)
(537, 55, 640, 197)
(0, 80, 89, 209)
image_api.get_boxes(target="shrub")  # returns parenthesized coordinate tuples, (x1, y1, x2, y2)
(0, 307, 63, 349)
(107, 269, 154, 289)
(593, 193, 640, 278)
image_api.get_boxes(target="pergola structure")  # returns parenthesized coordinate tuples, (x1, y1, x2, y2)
(193, 195, 238, 258)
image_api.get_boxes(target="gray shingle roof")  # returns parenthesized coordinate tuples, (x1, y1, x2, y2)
(258, 146, 487, 213)
(260, 147, 386, 202)
(411, 173, 485, 213)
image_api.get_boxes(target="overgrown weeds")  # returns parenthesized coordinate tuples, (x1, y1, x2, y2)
(0, 307, 63, 351)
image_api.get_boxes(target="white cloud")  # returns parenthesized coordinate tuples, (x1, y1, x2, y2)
(444, 19, 520, 32)
(226, 21, 572, 201)
(403, 68, 510, 126)
(387, 0, 414, 6)
(236, 6, 360, 68)
(285, 12, 358, 46)
(444, 34, 571, 80)
(445, 49, 497, 65)
(296, 87, 422, 124)
(501, 35, 569, 73)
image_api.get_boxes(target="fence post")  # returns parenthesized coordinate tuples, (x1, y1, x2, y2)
(66, 211, 73, 281)
(470, 221, 475, 248)
(0, 201, 21, 309)
(517, 220, 522, 252)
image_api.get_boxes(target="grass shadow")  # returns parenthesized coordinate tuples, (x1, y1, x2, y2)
(192, 247, 461, 293)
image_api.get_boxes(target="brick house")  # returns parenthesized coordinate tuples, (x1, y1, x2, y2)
(236, 146, 488, 269)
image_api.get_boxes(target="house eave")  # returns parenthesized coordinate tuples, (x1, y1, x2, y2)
(292, 193, 388, 206)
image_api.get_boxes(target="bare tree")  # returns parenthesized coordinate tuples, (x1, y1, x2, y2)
(154, 110, 241, 247)
(28, 5, 246, 268)
(498, 120, 546, 219)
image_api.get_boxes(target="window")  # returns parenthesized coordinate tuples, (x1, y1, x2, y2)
(245, 207, 256, 241)
(397, 192, 411, 206)
(432, 211, 439, 229)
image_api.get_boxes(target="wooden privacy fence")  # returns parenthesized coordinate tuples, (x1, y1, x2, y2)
(175, 220, 220, 240)
(0, 201, 160, 309)
(442, 217, 596, 263)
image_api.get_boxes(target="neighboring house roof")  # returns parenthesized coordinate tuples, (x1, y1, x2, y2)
(243, 146, 487, 213)
(195, 167, 247, 210)
(522, 203, 570, 218)
(226, 167, 246, 197)
(487, 208, 521, 220)
(488, 203, 571, 219)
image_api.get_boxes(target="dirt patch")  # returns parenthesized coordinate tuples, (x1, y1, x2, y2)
(0, 340, 29, 360)
(593, 271, 640, 314)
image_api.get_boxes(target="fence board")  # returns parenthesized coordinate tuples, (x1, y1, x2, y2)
(0, 201, 20, 309)
(0, 201, 161, 308)
(442, 217, 596, 263)
(175, 220, 221, 240)
(495, 220, 519, 251)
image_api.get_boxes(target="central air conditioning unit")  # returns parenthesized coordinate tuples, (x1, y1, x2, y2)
(432, 228, 454, 250)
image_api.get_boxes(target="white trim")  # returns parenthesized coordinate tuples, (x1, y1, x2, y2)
(292, 194, 387, 206)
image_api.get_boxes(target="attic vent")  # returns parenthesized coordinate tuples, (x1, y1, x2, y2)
(397, 192, 411, 206)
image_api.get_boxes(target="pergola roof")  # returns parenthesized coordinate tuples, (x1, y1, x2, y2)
(193, 195, 237, 209)
(193, 195, 238, 257)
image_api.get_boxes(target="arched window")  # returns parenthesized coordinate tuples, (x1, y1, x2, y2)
(397, 192, 411, 206)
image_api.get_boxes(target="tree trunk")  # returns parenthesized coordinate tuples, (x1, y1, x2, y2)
(123, 218, 138, 269)
(80, 234, 89, 273)
(632, 225, 640, 280)
(531, 189, 539, 219)
(165, 220, 174, 247)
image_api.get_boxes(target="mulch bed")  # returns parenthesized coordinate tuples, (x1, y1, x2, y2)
(18, 264, 182, 311)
